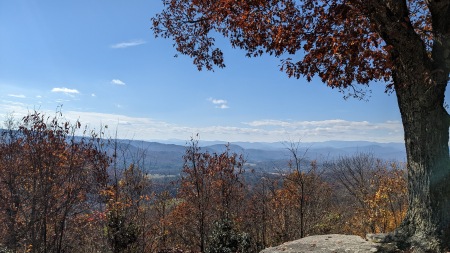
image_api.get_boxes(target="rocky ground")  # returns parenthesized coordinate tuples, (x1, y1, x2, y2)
(260, 234, 399, 253)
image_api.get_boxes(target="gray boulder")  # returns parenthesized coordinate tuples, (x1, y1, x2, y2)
(260, 234, 398, 253)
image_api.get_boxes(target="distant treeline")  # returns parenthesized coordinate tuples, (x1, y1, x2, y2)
(0, 112, 407, 253)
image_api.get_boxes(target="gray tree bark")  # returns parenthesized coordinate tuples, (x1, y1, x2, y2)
(394, 68, 450, 252)
(365, 1, 450, 251)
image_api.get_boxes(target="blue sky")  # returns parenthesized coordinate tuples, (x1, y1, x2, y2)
(0, 0, 405, 143)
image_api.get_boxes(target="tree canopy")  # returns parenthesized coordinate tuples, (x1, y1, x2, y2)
(152, 0, 447, 97)
(152, 1, 450, 251)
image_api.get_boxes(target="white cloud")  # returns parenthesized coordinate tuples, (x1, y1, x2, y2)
(91, 93, 96, 97)
(0, 99, 404, 143)
(208, 97, 229, 109)
(111, 79, 126, 86)
(51, 87, 80, 95)
(242, 119, 403, 142)
(0, 100, 30, 118)
(110, 39, 146, 49)
(55, 99, 70, 103)
(211, 99, 227, 104)
(245, 119, 291, 127)
(246, 119, 376, 129)
(71, 114, 402, 143)
(8, 94, 26, 98)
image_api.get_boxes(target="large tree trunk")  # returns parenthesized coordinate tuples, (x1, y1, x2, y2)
(367, 2, 450, 250)
(394, 65, 450, 252)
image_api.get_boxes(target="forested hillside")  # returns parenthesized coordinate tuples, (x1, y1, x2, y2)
(0, 112, 408, 253)
(96, 138, 406, 177)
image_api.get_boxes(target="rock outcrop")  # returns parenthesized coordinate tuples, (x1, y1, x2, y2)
(260, 234, 398, 253)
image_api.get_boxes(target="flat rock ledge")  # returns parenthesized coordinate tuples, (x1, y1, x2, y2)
(260, 234, 398, 253)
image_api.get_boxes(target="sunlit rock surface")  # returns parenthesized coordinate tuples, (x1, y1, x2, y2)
(260, 234, 398, 253)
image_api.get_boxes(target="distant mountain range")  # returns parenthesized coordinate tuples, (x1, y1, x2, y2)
(0, 128, 406, 175)
(111, 139, 406, 175)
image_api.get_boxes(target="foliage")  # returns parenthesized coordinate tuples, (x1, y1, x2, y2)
(0, 111, 110, 253)
(152, 2, 450, 248)
(0, 111, 414, 252)
(103, 161, 154, 252)
(326, 153, 407, 236)
(170, 137, 246, 252)
(206, 218, 251, 253)
(152, 1, 442, 96)
(106, 208, 139, 253)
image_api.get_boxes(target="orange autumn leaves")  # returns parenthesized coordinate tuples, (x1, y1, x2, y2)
(0, 112, 408, 252)
(169, 140, 246, 252)
(153, 0, 431, 96)
(0, 111, 110, 253)
(327, 154, 407, 236)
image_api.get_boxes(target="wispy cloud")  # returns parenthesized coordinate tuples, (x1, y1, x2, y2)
(0, 100, 30, 117)
(110, 39, 146, 49)
(55, 99, 70, 103)
(8, 94, 26, 98)
(246, 119, 376, 128)
(51, 87, 80, 95)
(242, 119, 403, 142)
(58, 113, 401, 143)
(0, 99, 403, 143)
(111, 79, 126, 86)
(208, 98, 229, 109)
